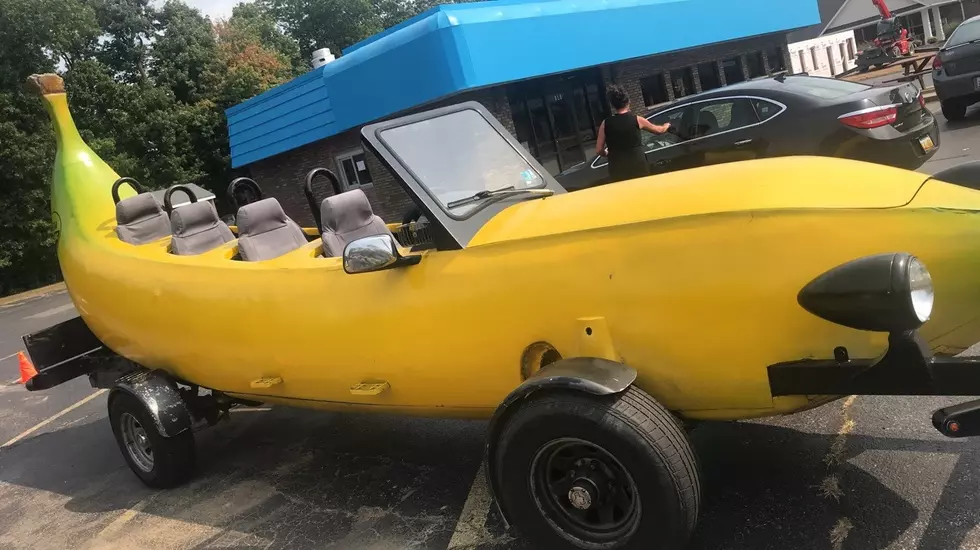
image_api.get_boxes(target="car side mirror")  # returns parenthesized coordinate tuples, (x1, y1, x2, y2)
(343, 234, 421, 274)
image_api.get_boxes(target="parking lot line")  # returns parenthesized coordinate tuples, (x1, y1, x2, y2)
(447, 462, 492, 549)
(1, 389, 107, 448)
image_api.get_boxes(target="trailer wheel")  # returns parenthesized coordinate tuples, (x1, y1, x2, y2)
(109, 392, 196, 488)
(494, 387, 701, 550)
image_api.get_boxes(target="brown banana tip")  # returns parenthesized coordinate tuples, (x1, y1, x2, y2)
(25, 73, 65, 96)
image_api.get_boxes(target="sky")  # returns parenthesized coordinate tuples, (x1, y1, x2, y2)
(182, 0, 240, 21)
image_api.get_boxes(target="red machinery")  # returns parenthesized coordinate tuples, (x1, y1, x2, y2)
(856, 0, 918, 71)
(872, 0, 916, 57)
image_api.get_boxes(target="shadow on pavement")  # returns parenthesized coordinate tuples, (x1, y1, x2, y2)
(2, 408, 979, 549)
(0, 407, 486, 549)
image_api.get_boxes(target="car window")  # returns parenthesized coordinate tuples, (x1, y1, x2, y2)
(643, 107, 690, 150)
(947, 19, 980, 47)
(692, 99, 759, 138)
(752, 99, 781, 122)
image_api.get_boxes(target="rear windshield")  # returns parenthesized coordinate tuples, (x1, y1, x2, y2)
(781, 77, 871, 99)
(947, 20, 980, 48)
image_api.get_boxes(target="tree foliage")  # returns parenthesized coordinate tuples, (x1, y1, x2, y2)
(0, 0, 467, 296)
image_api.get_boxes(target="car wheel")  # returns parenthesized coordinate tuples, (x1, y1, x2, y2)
(908, 43, 916, 56)
(494, 387, 701, 550)
(109, 392, 196, 488)
(942, 99, 968, 121)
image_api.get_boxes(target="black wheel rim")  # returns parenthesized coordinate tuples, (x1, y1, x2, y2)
(530, 437, 641, 544)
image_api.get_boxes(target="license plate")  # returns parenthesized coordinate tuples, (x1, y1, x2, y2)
(919, 134, 936, 153)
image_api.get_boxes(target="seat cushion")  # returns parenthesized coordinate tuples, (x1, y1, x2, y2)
(169, 201, 234, 255)
(320, 189, 395, 257)
(236, 198, 308, 261)
(115, 194, 172, 245)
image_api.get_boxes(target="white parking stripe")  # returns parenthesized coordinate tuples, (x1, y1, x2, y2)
(1, 389, 107, 448)
(447, 462, 493, 549)
(23, 303, 75, 320)
(0, 352, 19, 362)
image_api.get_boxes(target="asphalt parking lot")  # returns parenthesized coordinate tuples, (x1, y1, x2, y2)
(4, 103, 980, 550)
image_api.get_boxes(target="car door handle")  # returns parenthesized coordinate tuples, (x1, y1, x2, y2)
(734, 139, 753, 147)
(656, 159, 670, 166)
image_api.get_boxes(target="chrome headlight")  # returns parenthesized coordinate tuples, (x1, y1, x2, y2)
(798, 253, 934, 333)
(908, 257, 934, 323)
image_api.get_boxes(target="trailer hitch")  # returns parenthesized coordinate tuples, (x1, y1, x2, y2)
(768, 330, 980, 438)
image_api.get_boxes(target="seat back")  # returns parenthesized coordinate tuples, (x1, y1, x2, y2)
(236, 198, 307, 261)
(169, 201, 234, 255)
(115, 194, 172, 245)
(320, 189, 395, 257)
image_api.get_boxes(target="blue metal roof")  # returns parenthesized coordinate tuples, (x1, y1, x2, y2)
(226, 0, 820, 168)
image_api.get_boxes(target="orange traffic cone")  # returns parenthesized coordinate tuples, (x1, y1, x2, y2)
(17, 352, 37, 384)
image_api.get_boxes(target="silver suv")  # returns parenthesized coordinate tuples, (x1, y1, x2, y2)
(933, 15, 980, 121)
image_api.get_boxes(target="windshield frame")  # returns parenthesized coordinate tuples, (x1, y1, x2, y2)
(361, 101, 567, 250)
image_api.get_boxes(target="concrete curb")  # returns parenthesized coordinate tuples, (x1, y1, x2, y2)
(0, 282, 67, 307)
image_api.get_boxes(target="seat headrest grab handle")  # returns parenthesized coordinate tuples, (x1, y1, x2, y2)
(164, 184, 199, 214)
(305, 167, 343, 233)
(111, 177, 144, 205)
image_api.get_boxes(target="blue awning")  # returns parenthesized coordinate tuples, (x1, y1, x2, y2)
(226, 0, 820, 168)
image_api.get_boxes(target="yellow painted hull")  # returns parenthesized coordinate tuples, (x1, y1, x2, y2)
(34, 80, 980, 422)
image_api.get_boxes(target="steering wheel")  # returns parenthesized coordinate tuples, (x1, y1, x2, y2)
(111, 177, 145, 204)
(227, 177, 263, 211)
(304, 168, 343, 233)
(163, 184, 198, 214)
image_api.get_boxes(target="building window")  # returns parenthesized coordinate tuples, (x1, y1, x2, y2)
(746, 51, 766, 78)
(767, 45, 786, 72)
(698, 61, 721, 91)
(671, 67, 696, 98)
(336, 149, 373, 189)
(839, 43, 847, 65)
(640, 73, 669, 106)
(810, 47, 820, 70)
(798, 50, 807, 72)
(847, 38, 856, 60)
(826, 46, 837, 75)
(722, 57, 745, 85)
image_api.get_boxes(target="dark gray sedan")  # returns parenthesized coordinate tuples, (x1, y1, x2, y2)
(556, 75, 940, 192)
(933, 15, 980, 121)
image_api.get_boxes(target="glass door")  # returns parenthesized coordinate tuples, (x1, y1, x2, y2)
(545, 88, 587, 171)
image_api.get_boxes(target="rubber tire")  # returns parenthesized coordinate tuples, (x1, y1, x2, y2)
(942, 99, 968, 122)
(109, 392, 196, 489)
(494, 387, 701, 550)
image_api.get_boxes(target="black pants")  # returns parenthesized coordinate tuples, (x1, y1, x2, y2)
(608, 147, 650, 183)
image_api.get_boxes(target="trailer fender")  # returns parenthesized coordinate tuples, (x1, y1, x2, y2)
(483, 357, 637, 527)
(108, 369, 192, 438)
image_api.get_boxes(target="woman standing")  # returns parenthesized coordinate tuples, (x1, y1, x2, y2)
(596, 85, 672, 183)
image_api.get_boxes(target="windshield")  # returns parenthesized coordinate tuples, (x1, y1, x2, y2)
(378, 109, 546, 218)
(780, 76, 870, 99)
(947, 20, 980, 47)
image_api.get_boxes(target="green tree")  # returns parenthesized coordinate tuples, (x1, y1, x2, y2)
(261, 0, 381, 59)
(87, 0, 157, 82)
(0, 0, 101, 295)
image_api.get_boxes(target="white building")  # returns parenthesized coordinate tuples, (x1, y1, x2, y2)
(788, 30, 859, 77)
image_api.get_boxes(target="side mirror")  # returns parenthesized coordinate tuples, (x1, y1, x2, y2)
(343, 234, 421, 274)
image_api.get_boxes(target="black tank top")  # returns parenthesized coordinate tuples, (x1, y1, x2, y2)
(604, 113, 642, 152)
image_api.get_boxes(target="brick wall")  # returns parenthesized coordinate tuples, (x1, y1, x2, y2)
(247, 86, 513, 225)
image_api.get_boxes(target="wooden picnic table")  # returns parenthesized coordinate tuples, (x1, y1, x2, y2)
(882, 50, 937, 90)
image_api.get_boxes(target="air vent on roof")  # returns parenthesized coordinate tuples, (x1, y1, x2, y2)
(312, 48, 336, 69)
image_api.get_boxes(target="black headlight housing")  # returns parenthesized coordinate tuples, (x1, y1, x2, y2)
(798, 253, 934, 333)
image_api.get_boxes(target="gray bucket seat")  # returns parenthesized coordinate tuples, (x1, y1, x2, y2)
(236, 198, 307, 261)
(113, 177, 172, 245)
(320, 189, 397, 257)
(169, 201, 234, 255)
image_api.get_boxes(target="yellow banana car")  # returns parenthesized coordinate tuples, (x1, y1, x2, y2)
(19, 72, 980, 550)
